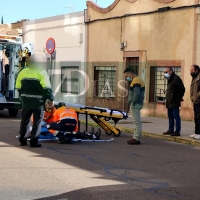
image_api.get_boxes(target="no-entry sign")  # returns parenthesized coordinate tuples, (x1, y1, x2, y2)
(46, 38, 55, 54)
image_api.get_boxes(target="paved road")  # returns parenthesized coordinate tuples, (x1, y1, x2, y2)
(0, 111, 200, 200)
(79, 114, 195, 139)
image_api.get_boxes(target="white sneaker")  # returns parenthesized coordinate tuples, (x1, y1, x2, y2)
(194, 135, 200, 140)
(190, 134, 197, 138)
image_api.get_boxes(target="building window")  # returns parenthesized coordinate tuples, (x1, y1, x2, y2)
(61, 66, 79, 94)
(149, 66, 181, 102)
(94, 66, 116, 98)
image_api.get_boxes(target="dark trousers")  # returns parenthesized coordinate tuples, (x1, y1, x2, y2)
(55, 132, 94, 143)
(19, 108, 43, 145)
(194, 103, 200, 134)
(48, 119, 77, 133)
(73, 132, 93, 139)
(168, 108, 181, 133)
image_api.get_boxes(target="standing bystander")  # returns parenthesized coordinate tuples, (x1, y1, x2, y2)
(163, 67, 185, 136)
(190, 65, 200, 140)
(124, 68, 145, 145)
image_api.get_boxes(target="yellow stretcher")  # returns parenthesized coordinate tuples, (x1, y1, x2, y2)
(55, 102, 128, 137)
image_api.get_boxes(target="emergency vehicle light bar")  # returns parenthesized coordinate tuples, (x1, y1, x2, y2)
(0, 39, 8, 42)
(0, 36, 17, 40)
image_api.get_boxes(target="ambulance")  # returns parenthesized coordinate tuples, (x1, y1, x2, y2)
(0, 34, 33, 117)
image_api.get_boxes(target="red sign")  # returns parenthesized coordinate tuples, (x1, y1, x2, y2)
(46, 38, 55, 54)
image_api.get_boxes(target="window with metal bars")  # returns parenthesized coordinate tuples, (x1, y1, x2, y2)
(94, 66, 116, 98)
(149, 66, 181, 102)
(61, 66, 79, 94)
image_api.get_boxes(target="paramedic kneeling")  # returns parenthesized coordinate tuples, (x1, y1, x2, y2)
(47, 102, 78, 143)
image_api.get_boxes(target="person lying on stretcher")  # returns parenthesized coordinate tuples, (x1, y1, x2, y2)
(46, 102, 101, 144)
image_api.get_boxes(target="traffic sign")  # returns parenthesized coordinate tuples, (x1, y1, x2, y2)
(46, 38, 55, 54)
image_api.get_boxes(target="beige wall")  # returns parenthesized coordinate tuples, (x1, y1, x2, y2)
(23, 12, 87, 104)
(86, 0, 197, 120)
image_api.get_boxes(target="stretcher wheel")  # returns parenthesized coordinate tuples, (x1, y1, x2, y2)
(113, 128, 121, 137)
(105, 131, 112, 135)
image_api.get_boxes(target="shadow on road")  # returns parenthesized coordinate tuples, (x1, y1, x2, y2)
(0, 110, 199, 200)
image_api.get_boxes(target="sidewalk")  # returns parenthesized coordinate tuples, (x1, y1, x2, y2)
(79, 114, 200, 147)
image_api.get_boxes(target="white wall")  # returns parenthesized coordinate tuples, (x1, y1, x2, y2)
(23, 11, 87, 105)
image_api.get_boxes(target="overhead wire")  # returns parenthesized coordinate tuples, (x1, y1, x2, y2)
(85, 4, 200, 24)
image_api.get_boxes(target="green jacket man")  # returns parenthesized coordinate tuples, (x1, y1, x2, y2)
(124, 67, 145, 145)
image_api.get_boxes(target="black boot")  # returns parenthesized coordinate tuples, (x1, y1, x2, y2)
(95, 128, 101, 140)
(64, 134, 73, 144)
(30, 138, 42, 148)
(19, 137, 27, 146)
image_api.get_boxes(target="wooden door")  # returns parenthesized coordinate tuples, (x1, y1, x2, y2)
(124, 57, 139, 112)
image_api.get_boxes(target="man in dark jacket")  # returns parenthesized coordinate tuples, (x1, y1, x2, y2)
(163, 67, 185, 136)
(190, 65, 200, 140)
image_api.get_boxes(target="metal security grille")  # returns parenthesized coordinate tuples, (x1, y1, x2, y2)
(94, 66, 116, 98)
(149, 66, 181, 102)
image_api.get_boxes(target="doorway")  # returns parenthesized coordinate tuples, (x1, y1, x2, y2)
(124, 57, 139, 112)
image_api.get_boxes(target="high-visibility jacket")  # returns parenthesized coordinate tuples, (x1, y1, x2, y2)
(31, 107, 56, 124)
(15, 67, 54, 109)
(53, 106, 78, 132)
(44, 107, 56, 124)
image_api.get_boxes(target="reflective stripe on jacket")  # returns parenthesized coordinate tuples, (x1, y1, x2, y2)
(53, 106, 78, 132)
(16, 67, 54, 109)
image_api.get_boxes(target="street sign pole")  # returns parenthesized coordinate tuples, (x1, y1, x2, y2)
(46, 38, 56, 91)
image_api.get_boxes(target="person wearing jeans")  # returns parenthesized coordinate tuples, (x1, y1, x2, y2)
(130, 106, 142, 142)
(124, 67, 145, 145)
(163, 67, 185, 136)
(168, 108, 181, 134)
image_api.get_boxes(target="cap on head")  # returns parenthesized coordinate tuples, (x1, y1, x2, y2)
(124, 67, 135, 74)
(57, 102, 66, 108)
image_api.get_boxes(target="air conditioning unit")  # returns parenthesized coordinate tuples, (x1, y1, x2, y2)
(120, 42, 124, 49)
(196, 7, 200, 14)
(124, 41, 127, 47)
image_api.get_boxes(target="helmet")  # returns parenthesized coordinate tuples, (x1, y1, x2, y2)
(57, 102, 66, 108)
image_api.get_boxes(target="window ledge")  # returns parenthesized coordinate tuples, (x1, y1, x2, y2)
(93, 96, 116, 99)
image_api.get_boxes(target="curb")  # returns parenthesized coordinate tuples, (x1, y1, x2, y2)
(79, 120, 200, 147)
